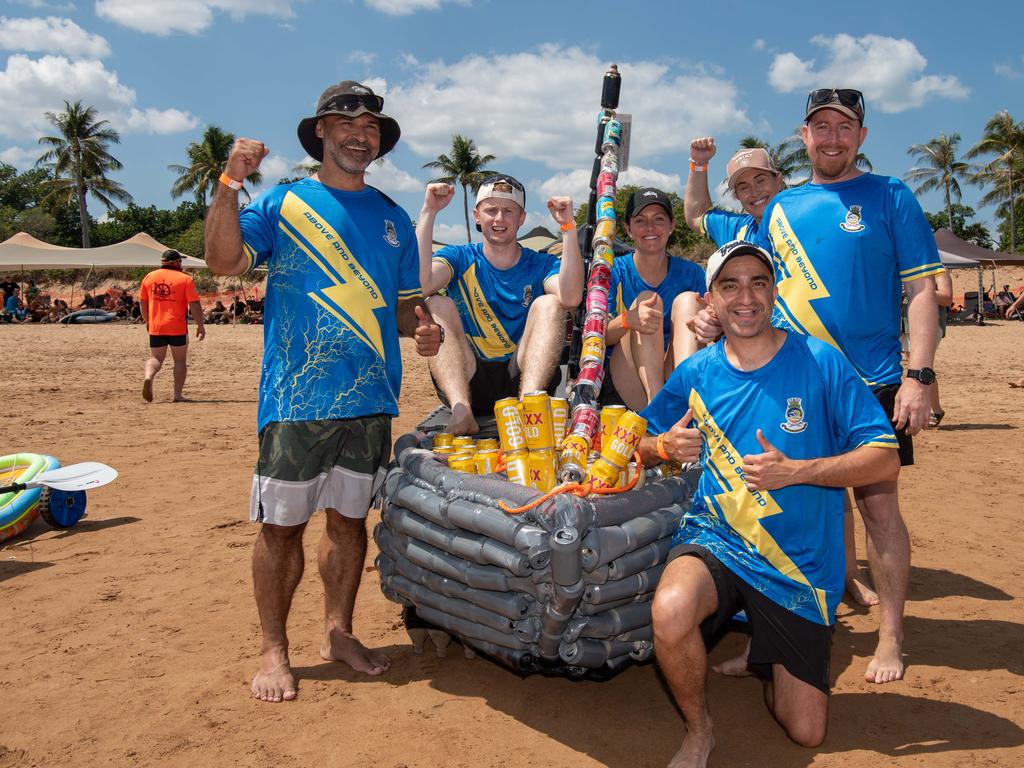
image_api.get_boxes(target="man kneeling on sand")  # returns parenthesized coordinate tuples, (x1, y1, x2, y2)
(636, 241, 900, 765)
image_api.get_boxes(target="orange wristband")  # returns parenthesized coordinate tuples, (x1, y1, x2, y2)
(560, 221, 576, 232)
(689, 160, 708, 173)
(656, 433, 670, 462)
(219, 173, 243, 190)
(620, 311, 631, 330)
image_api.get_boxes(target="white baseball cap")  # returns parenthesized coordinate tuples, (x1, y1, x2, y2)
(705, 240, 776, 290)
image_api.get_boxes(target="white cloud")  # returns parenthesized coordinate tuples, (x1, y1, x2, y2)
(258, 154, 291, 183)
(366, 156, 423, 192)
(96, 0, 296, 36)
(0, 16, 109, 59)
(389, 45, 749, 170)
(432, 222, 468, 244)
(767, 34, 968, 113)
(994, 55, 1023, 80)
(347, 50, 377, 65)
(364, 0, 469, 15)
(0, 145, 39, 169)
(538, 165, 682, 216)
(11, 1, 75, 10)
(0, 54, 198, 139)
(753, 39, 766, 51)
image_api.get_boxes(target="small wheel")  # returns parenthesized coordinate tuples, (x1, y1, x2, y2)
(40, 489, 87, 529)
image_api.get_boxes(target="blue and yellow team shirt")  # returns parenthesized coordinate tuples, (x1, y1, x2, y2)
(240, 178, 421, 431)
(610, 252, 705, 350)
(433, 243, 560, 362)
(700, 209, 758, 246)
(641, 333, 897, 626)
(754, 173, 944, 389)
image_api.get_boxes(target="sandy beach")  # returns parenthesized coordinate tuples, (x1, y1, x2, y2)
(0, 316, 1022, 768)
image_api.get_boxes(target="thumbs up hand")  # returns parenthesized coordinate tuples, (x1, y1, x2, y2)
(659, 407, 702, 463)
(740, 429, 794, 491)
(634, 292, 663, 335)
(413, 305, 443, 357)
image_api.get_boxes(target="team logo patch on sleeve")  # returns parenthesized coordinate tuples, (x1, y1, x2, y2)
(522, 285, 533, 307)
(383, 220, 400, 247)
(781, 397, 808, 433)
(840, 205, 865, 232)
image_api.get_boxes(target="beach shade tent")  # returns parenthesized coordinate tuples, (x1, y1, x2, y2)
(517, 226, 560, 253)
(934, 228, 1024, 325)
(547, 227, 633, 257)
(0, 231, 205, 270)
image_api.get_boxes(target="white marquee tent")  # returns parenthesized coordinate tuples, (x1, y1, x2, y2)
(0, 232, 205, 271)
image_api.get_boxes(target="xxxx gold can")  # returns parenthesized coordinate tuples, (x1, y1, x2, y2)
(600, 409, 648, 471)
(473, 449, 500, 474)
(550, 397, 569, 448)
(581, 333, 606, 366)
(600, 405, 626, 455)
(449, 454, 477, 474)
(433, 445, 457, 456)
(594, 218, 616, 242)
(504, 450, 530, 487)
(557, 433, 590, 484)
(585, 455, 621, 490)
(528, 449, 557, 492)
(453, 435, 477, 451)
(521, 391, 554, 452)
(477, 438, 499, 451)
(494, 397, 527, 453)
(432, 432, 454, 449)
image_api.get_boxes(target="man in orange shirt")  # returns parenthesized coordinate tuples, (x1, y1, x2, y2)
(139, 249, 206, 402)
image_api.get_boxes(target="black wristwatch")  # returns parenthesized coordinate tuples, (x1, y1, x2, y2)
(906, 367, 936, 385)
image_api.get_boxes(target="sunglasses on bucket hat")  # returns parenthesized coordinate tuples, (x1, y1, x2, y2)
(318, 92, 385, 116)
(805, 88, 865, 121)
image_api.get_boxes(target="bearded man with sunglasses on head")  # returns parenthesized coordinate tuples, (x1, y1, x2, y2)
(417, 175, 583, 435)
(692, 89, 943, 685)
(206, 80, 442, 704)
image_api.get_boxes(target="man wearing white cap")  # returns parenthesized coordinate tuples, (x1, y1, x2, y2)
(638, 240, 899, 766)
(683, 141, 785, 245)
(417, 175, 583, 435)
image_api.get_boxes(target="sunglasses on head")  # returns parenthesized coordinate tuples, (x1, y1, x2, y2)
(806, 88, 865, 119)
(480, 175, 524, 192)
(320, 93, 384, 115)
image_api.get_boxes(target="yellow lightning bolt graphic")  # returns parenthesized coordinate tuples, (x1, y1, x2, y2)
(767, 205, 842, 353)
(458, 262, 517, 359)
(689, 389, 830, 624)
(279, 191, 386, 359)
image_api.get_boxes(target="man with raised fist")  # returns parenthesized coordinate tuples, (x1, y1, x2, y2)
(205, 79, 441, 704)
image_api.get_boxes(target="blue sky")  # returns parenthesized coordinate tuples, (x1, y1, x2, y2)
(0, 0, 1021, 243)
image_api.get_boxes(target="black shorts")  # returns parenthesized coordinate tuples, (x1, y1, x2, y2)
(149, 333, 187, 348)
(431, 357, 561, 416)
(873, 384, 913, 466)
(669, 543, 833, 695)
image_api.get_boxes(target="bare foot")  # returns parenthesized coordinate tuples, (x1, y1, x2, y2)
(667, 724, 715, 768)
(142, 379, 153, 402)
(173, 395, 191, 402)
(711, 641, 752, 677)
(845, 572, 880, 606)
(251, 650, 297, 702)
(447, 403, 479, 436)
(321, 628, 391, 675)
(1009, 379, 1024, 388)
(865, 635, 904, 684)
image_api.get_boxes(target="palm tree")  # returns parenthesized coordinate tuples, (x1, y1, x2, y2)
(904, 133, 972, 230)
(423, 135, 496, 243)
(966, 110, 1024, 252)
(36, 100, 132, 247)
(169, 125, 262, 215)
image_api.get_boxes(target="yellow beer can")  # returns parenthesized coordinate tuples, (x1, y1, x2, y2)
(473, 449, 500, 474)
(433, 445, 457, 456)
(432, 432, 454, 449)
(504, 450, 531, 487)
(528, 449, 557, 492)
(550, 397, 569, 448)
(494, 396, 527, 453)
(600, 409, 648, 470)
(521, 391, 554, 452)
(449, 454, 477, 474)
(585, 455, 621, 490)
(600, 405, 626, 455)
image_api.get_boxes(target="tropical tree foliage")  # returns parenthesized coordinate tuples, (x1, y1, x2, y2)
(966, 110, 1024, 252)
(169, 125, 262, 213)
(924, 203, 992, 247)
(905, 133, 972, 230)
(739, 130, 872, 186)
(423, 134, 496, 243)
(36, 100, 132, 247)
(574, 185, 703, 253)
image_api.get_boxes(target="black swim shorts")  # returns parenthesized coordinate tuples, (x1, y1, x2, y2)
(149, 333, 188, 348)
(873, 384, 913, 466)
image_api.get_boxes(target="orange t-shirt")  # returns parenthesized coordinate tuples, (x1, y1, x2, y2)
(139, 268, 199, 335)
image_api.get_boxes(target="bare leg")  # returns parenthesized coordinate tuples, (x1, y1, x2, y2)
(844, 493, 879, 606)
(711, 638, 752, 677)
(763, 664, 828, 747)
(514, 294, 567, 395)
(609, 342, 654, 411)
(142, 344, 167, 402)
(170, 343, 189, 401)
(652, 556, 719, 768)
(251, 521, 306, 702)
(425, 295, 478, 435)
(631, 292, 667, 402)
(1011, 377, 1024, 388)
(854, 480, 908, 683)
(669, 292, 704, 369)
(319, 510, 390, 675)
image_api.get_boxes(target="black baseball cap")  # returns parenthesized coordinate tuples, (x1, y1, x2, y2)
(297, 80, 401, 161)
(161, 249, 183, 264)
(625, 187, 674, 222)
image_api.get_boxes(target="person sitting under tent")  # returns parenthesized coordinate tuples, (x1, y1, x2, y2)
(601, 188, 705, 410)
(3, 285, 30, 323)
(206, 299, 229, 324)
(416, 175, 583, 435)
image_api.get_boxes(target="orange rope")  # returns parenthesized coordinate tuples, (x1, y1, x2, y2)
(497, 452, 643, 514)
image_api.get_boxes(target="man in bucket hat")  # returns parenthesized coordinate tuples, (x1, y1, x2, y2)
(206, 80, 442, 703)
